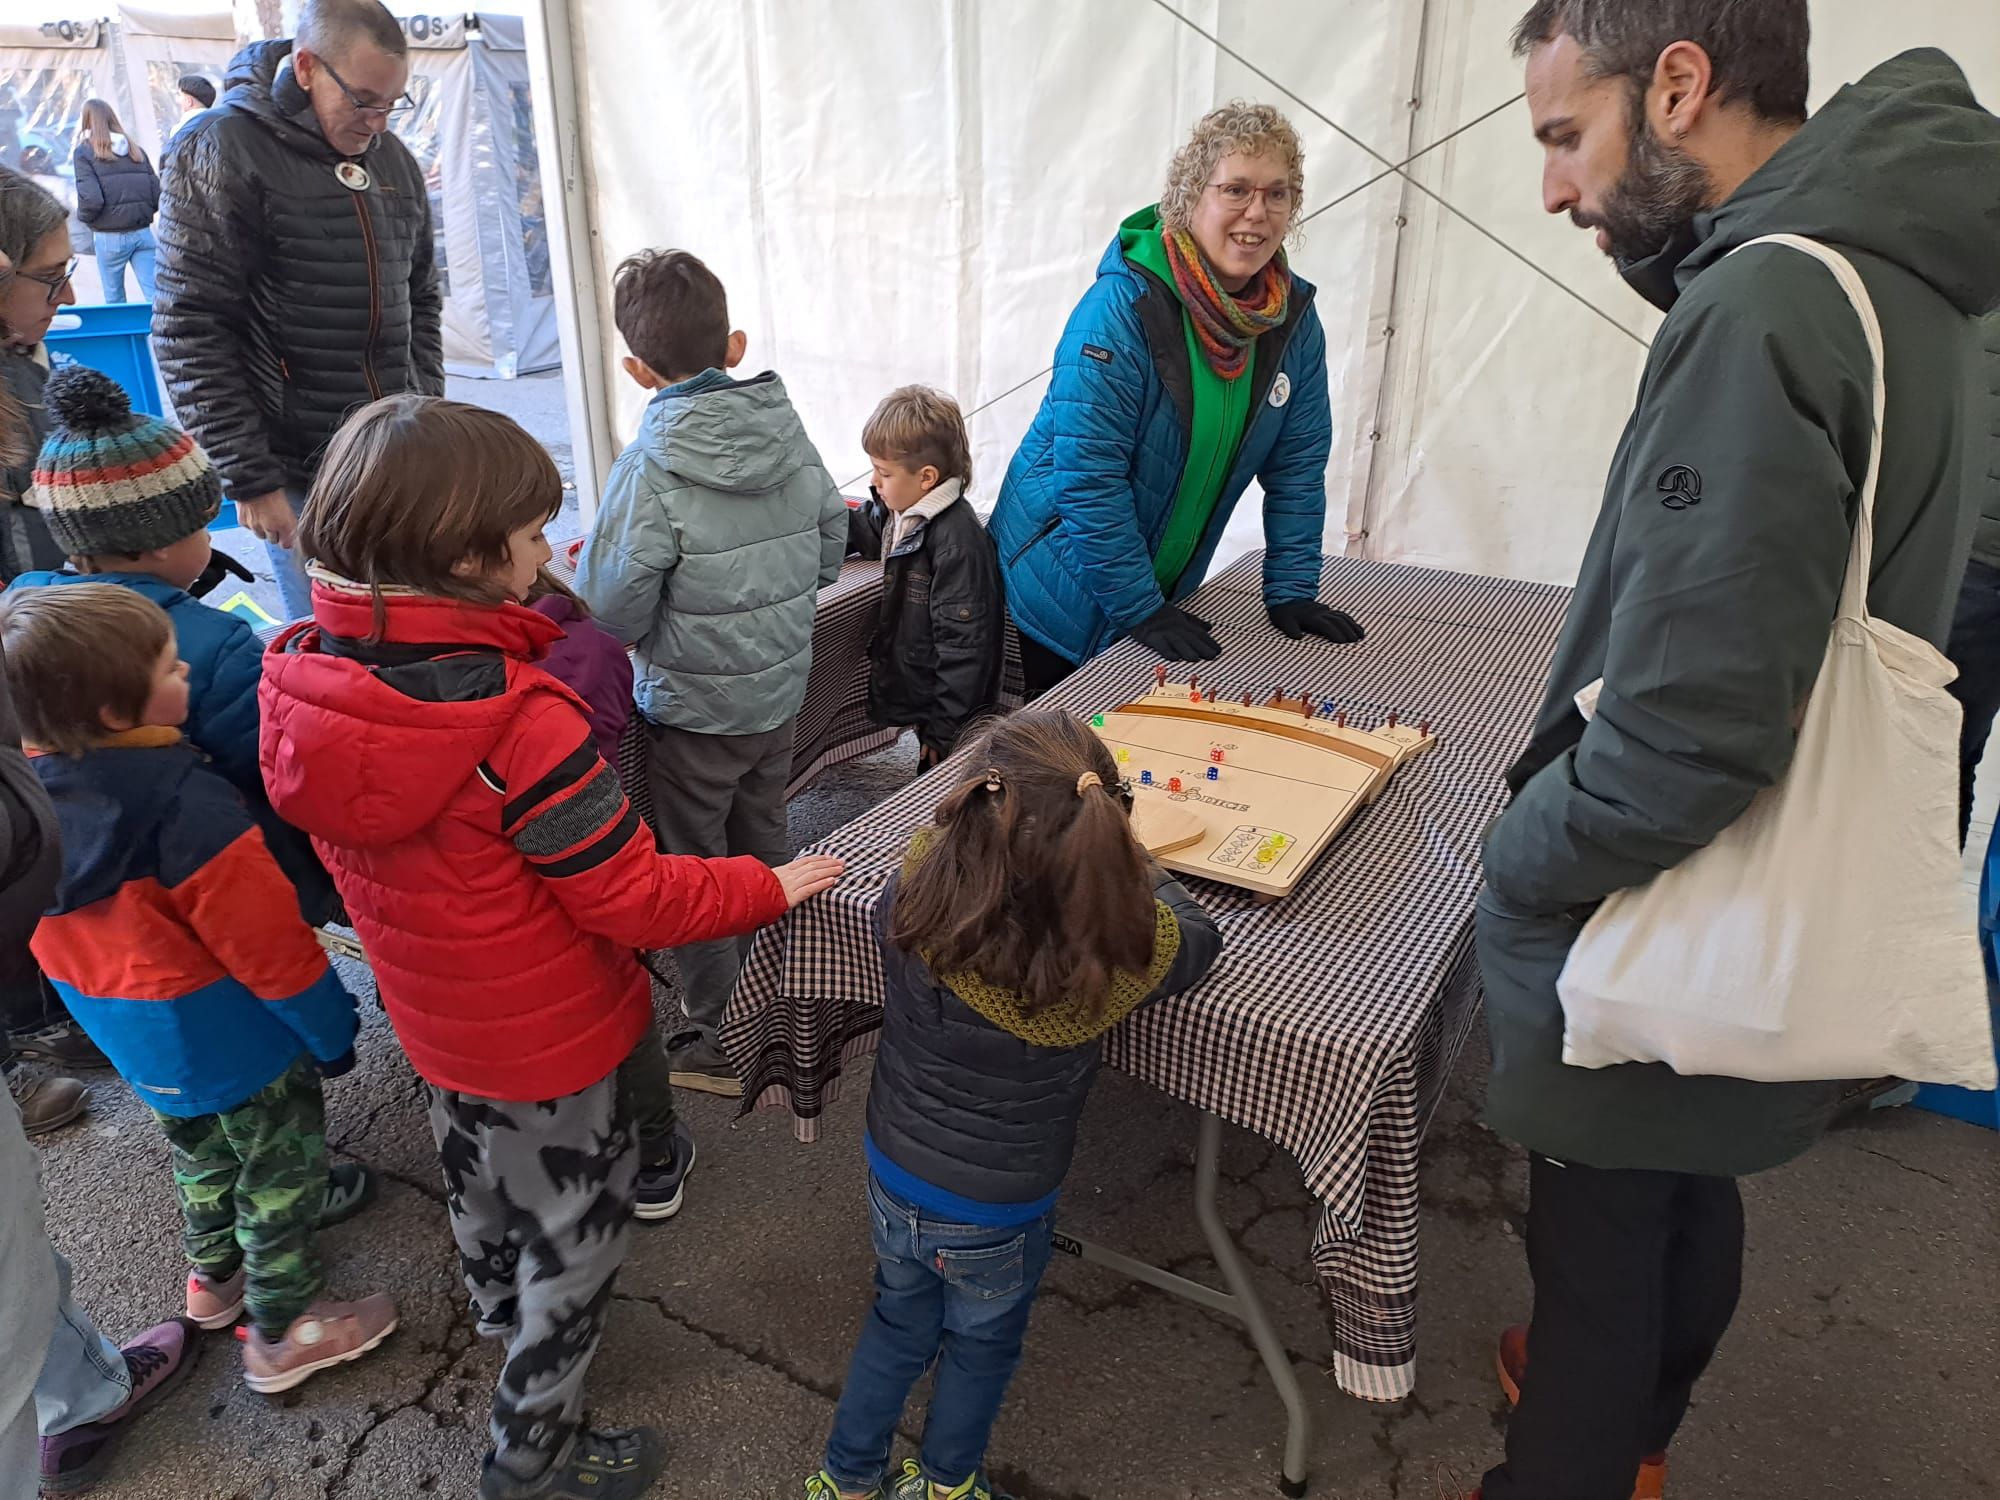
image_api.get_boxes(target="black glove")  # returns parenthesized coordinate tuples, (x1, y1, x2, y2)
(1128, 603, 1222, 662)
(187, 546, 255, 600)
(1267, 598, 1366, 645)
(317, 1048, 357, 1080)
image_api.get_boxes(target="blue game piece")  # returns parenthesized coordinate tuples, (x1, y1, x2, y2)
(1139, 770, 1153, 786)
(1320, 698, 1337, 717)
(1206, 766, 1219, 782)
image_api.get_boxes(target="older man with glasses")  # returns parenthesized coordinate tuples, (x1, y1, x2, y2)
(154, 0, 443, 623)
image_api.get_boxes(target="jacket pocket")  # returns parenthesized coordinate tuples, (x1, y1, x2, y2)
(934, 1235, 1027, 1300)
(1006, 515, 1060, 567)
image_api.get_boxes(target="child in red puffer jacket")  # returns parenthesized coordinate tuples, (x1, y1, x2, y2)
(259, 395, 843, 1500)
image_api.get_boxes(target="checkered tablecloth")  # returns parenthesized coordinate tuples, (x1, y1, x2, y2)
(719, 550, 1569, 1401)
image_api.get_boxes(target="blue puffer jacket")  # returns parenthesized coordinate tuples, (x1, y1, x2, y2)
(990, 230, 1333, 665)
(9, 570, 261, 793)
(5, 568, 339, 926)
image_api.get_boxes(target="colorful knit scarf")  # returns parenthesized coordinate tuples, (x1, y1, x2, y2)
(1161, 228, 1291, 380)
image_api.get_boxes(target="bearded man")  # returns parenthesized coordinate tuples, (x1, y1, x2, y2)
(1459, 5, 2000, 1498)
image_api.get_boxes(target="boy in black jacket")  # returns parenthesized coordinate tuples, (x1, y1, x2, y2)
(849, 388, 1004, 768)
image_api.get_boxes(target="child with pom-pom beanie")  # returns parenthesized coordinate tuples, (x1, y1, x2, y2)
(6, 364, 337, 925)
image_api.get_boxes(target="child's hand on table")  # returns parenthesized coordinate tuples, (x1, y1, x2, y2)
(775, 855, 845, 908)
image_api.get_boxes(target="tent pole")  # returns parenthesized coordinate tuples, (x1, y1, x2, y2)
(524, 0, 616, 524)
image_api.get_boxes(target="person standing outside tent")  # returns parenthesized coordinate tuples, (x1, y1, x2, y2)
(72, 100, 160, 304)
(154, 0, 442, 623)
(989, 102, 1365, 696)
(1455, 6, 2000, 1499)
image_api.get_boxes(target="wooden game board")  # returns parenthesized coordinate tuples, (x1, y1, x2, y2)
(1091, 678, 1435, 898)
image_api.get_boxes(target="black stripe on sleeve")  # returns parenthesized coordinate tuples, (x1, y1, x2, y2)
(530, 804, 644, 880)
(500, 737, 601, 828)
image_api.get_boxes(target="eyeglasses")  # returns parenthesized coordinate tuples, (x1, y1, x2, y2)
(1206, 180, 1296, 217)
(316, 56, 414, 120)
(17, 260, 76, 305)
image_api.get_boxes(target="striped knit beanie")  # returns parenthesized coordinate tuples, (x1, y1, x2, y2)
(28, 364, 221, 558)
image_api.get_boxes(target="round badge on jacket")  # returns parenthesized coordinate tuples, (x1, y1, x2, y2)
(334, 161, 371, 191)
(1269, 372, 1291, 408)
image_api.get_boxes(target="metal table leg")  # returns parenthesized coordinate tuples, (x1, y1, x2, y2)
(1053, 1111, 1312, 1496)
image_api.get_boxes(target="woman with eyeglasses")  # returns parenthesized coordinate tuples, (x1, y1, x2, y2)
(990, 102, 1366, 695)
(0, 167, 79, 581)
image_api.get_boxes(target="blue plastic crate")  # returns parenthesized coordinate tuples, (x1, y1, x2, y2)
(43, 303, 163, 415)
(42, 304, 234, 530)
(1912, 823, 2000, 1131)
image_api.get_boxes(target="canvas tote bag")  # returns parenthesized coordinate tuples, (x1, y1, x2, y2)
(1557, 234, 1997, 1090)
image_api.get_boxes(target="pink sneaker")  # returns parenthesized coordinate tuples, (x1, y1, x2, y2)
(238, 1294, 398, 1393)
(186, 1268, 246, 1330)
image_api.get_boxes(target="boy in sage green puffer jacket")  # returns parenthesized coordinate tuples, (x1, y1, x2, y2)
(575, 248, 847, 1092)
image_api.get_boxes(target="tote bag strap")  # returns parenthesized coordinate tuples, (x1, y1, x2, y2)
(1728, 234, 1886, 623)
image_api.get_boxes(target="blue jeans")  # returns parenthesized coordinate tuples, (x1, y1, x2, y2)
(1, 1090, 127, 1500)
(261, 485, 313, 623)
(1947, 558, 2000, 844)
(35, 1251, 129, 1436)
(92, 228, 157, 303)
(823, 1173, 1054, 1491)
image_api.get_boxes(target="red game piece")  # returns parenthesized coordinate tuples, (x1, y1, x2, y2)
(1210, 747, 1224, 763)
(1168, 776, 1183, 793)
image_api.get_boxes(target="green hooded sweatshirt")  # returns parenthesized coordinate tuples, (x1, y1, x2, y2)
(1118, 207, 1258, 592)
(1478, 49, 2000, 1177)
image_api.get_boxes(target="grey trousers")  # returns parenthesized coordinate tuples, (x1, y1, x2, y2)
(641, 718, 793, 1036)
(426, 1061, 636, 1477)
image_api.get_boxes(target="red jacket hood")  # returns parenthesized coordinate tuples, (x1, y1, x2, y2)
(261, 580, 577, 849)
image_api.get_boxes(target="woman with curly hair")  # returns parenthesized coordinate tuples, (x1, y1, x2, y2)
(990, 102, 1365, 692)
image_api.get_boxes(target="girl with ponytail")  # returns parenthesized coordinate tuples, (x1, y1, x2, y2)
(808, 710, 1222, 1500)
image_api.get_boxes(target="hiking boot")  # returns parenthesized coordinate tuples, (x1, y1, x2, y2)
(238, 1294, 398, 1393)
(5, 1059, 86, 1135)
(186, 1267, 247, 1330)
(1495, 1325, 1668, 1499)
(806, 1469, 881, 1499)
(890, 1461, 1017, 1500)
(667, 1035, 742, 1097)
(633, 1119, 696, 1222)
(9, 1020, 108, 1070)
(479, 1424, 664, 1500)
(38, 1318, 199, 1493)
(318, 1161, 376, 1228)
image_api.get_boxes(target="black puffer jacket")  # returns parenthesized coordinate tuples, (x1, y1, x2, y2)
(154, 40, 443, 501)
(71, 141, 159, 233)
(847, 485, 1006, 761)
(866, 862, 1222, 1209)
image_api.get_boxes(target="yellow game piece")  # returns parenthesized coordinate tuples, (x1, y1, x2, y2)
(1116, 747, 1130, 763)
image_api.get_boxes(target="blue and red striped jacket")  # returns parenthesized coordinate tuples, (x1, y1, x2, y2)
(30, 727, 357, 1117)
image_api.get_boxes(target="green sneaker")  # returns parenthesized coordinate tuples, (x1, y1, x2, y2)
(805, 1469, 880, 1500)
(889, 1461, 1015, 1500)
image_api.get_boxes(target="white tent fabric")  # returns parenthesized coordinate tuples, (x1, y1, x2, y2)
(400, 10, 561, 377)
(555, 0, 1999, 585)
(114, 3, 235, 165)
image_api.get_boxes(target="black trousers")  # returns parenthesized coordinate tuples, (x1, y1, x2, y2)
(1015, 634, 1077, 701)
(1483, 1153, 1744, 1500)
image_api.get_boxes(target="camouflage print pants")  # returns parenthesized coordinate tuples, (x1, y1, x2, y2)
(427, 1052, 636, 1480)
(151, 1056, 327, 1337)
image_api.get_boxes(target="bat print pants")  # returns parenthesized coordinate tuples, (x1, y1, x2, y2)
(425, 1056, 638, 1479)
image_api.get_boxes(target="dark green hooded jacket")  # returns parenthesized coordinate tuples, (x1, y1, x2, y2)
(1479, 49, 2000, 1176)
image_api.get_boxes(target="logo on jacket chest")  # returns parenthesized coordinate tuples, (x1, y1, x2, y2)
(1268, 372, 1291, 408)
(334, 161, 372, 192)
(1656, 464, 1702, 510)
